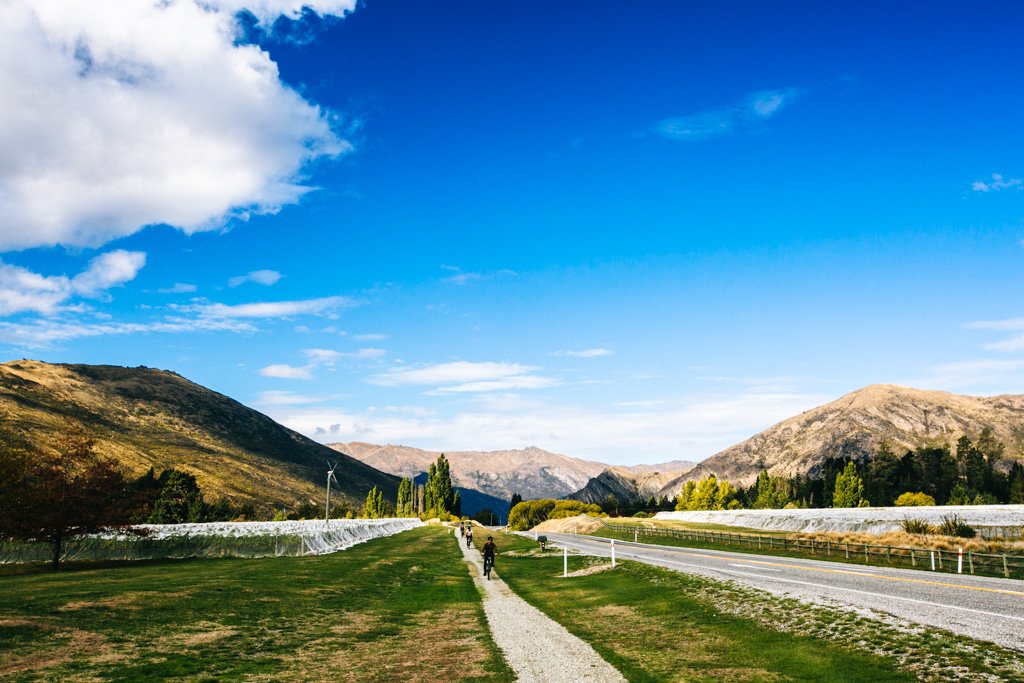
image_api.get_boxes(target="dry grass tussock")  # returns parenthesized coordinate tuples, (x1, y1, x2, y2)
(791, 530, 1024, 553)
(532, 514, 604, 534)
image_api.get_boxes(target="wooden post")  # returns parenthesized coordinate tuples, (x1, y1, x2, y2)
(886, 546, 891, 564)
(1003, 554, 1010, 578)
(845, 542, 849, 559)
(863, 544, 869, 563)
(911, 549, 916, 567)
(968, 551, 974, 575)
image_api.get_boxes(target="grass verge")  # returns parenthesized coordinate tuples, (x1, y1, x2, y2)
(0, 527, 514, 682)
(497, 532, 1024, 682)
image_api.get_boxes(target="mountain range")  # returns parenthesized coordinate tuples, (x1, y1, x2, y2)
(653, 384, 1024, 498)
(6, 360, 1023, 513)
(0, 360, 398, 511)
(328, 441, 607, 501)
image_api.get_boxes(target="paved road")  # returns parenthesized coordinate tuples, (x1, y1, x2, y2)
(542, 532, 1024, 652)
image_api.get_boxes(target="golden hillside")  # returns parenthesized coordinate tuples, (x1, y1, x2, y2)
(0, 360, 398, 511)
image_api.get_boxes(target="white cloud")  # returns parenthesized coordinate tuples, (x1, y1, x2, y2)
(0, 315, 254, 348)
(254, 390, 329, 407)
(157, 283, 198, 294)
(69, 250, 147, 297)
(0, 0, 356, 251)
(908, 358, 1024, 392)
(353, 332, 389, 341)
(303, 347, 385, 364)
(189, 295, 357, 318)
(653, 87, 801, 142)
(984, 336, 1024, 352)
(444, 272, 484, 285)
(257, 345, 385, 381)
(259, 363, 313, 380)
(440, 266, 518, 285)
(972, 173, 1022, 193)
(965, 317, 1024, 352)
(228, 269, 283, 287)
(369, 361, 555, 393)
(0, 250, 145, 315)
(967, 317, 1024, 331)
(554, 348, 613, 358)
(267, 390, 827, 463)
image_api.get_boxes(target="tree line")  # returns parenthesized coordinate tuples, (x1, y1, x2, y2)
(1, 429, 463, 568)
(667, 429, 1024, 512)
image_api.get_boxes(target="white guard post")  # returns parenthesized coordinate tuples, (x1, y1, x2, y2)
(611, 539, 616, 568)
(958, 547, 964, 574)
(564, 545, 568, 577)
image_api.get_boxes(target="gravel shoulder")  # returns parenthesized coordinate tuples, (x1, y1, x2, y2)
(456, 531, 625, 683)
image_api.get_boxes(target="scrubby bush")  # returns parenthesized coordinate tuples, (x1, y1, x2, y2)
(632, 511, 650, 518)
(894, 492, 936, 507)
(938, 514, 977, 538)
(901, 518, 935, 535)
(507, 499, 603, 530)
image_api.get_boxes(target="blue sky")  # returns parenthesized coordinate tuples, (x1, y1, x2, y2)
(1, 1, 1023, 464)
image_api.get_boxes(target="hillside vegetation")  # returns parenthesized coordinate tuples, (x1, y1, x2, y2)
(659, 384, 1024, 496)
(0, 360, 398, 512)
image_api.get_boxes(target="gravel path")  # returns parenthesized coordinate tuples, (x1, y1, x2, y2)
(456, 535, 625, 682)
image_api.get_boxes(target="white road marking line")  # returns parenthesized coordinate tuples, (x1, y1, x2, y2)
(730, 563, 780, 572)
(655, 558, 1024, 624)
(557, 540, 1024, 624)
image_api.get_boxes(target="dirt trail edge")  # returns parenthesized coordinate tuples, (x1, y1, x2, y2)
(456, 532, 625, 683)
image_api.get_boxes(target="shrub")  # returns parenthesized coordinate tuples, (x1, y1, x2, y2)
(632, 511, 650, 518)
(507, 499, 602, 530)
(901, 518, 934, 535)
(938, 514, 977, 538)
(894, 492, 936, 507)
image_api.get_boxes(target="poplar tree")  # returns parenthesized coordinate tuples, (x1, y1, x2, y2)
(832, 461, 868, 508)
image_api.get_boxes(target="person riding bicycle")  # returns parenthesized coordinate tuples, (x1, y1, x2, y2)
(466, 527, 473, 548)
(482, 536, 497, 579)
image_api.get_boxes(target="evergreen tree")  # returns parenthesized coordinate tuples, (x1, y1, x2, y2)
(510, 492, 523, 509)
(149, 470, 208, 524)
(396, 477, 413, 517)
(424, 463, 437, 512)
(832, 461, 867, 508)
(1009, 464, 1024, 504)
(864, 443, 900, 506)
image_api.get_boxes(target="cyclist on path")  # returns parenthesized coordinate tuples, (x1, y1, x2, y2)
(482, 536, 497, 580)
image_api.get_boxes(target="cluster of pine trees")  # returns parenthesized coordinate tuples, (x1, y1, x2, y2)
(673, 429, 1024, 511)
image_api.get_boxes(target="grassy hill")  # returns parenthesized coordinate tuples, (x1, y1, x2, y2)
(0, 360, 398, 512)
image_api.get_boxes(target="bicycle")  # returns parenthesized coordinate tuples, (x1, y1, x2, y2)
(483, 554, 494, 579)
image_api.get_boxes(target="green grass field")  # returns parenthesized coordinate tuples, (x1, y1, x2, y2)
(496, 532, 1024, 682)
(0, 526, 513, 682)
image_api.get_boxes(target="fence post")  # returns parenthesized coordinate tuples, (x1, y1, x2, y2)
(886, 546, 891, 564)
(968, 551, 974, 575)
(635, 529, 638, 543)
(911, 549, 916, 567)
(845, 542, 849, 559)
(1003, 554, 1010, 579)
(938, 549, 943, 570)
(864, 544, 868, 563)
(827, 540, 831, 557)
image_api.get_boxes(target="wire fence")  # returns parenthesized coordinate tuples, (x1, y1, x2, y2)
(600, 522, 1024, 580)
